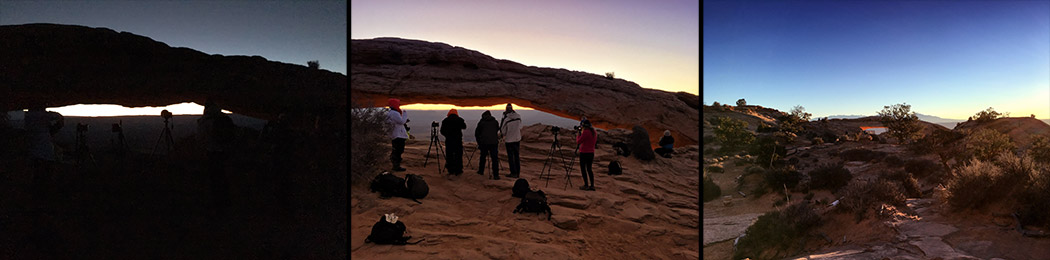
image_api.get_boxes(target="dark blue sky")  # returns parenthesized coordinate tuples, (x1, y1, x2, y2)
(704, 1, 1050, 119)
(1, 1, 347, 75)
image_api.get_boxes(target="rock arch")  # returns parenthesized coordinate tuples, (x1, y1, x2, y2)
(1, 24, 346, 125)
(351, 38, 699, 147)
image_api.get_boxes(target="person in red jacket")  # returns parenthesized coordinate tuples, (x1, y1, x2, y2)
(576, 120, 598, 191)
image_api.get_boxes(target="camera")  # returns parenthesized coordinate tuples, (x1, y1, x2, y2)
(160, 109, 173, 119)
(432, 121, 439, 127)
(551, 126, 560, 133)
(573, 125, 581, 131)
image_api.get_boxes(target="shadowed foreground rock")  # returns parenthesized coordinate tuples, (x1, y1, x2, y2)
(350, 37, 699, 147)
(0, 23, 346, 122)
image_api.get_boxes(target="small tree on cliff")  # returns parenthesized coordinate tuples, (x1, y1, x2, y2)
(737, 98, 747, 107)
(308, 60, 320, 69)
(877, 103, 922, 144)
(970, 107, 1003, 124)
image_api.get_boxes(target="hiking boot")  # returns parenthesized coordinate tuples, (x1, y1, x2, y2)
(579, 185, 589, 190)
(587, 186, 596, 191)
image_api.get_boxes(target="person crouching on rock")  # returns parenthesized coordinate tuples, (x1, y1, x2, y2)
(654, 130, 675, 158)
(386, 98, 408, 172)
(440, 108, 466, 176)
(500, 104, 523, 178)
(576, 119, 598, 191)
(475, 110, 501, 180)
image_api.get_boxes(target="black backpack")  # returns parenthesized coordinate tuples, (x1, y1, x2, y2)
(370, 172, 406, 198)
(365, 216, 422, 245)
(613, 142, 631, 157)
(608, 160, 622, 175)
(405, 174, 429, 202)
(513, 190, 552, 220)
(512, 178, 530, 198)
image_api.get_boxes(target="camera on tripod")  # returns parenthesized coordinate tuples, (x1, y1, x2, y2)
(431, 121, 439, 127)
(551, 126, 560, 133)
(160, 109, 173, 119)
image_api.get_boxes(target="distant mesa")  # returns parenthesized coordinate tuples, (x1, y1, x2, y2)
(350, 37, 700, 146)
(0, 23, 346, 123)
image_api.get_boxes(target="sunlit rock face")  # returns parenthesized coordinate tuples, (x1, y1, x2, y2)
(350, 37, 700, 146)
(0, 23, 346, 124)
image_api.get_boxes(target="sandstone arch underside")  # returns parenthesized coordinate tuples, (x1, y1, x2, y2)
(1, 24, 347, 124)
(351, 38, 700, 147)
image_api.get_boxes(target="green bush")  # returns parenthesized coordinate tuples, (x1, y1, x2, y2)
(764, 166, 802, 192)
(734, 202, 821, 260)
(748, 135, 786, 168)
(963, 128, 1014, 161)
(808, 163, 852, 192)
(711, 116, 755, 153)
(970, 107, 1004, 124)
(877, 103, 922, 144)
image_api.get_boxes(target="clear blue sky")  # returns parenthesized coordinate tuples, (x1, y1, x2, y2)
(703, 1, 1050, 120)
(0, 1, 347, 75)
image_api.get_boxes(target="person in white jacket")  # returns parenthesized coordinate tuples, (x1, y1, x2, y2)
(387, 98, 409, 171)
(500, 104, 523, 178)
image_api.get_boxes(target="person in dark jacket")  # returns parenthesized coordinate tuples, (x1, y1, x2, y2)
(576, 119, 598, 191)
(475, 110, 501, 180)
(440, 109, 467, 175)
(654, 130, 675, 158)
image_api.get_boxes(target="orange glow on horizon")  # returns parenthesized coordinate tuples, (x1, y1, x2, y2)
(400, 103, 535, 111)
(41, 103, 233, 117)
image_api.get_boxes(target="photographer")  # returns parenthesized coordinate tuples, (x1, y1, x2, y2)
(23, 103, 63, 200)
(440, 109, 466, 175)
(386, 98, 408, 172)
(500, 104, 523, 178)
(474, 110, 500, 180)
(198, 100, 237, 214)
(575, 119, 598, 191)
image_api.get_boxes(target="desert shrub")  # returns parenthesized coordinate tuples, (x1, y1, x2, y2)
(1028, 134, 1050, 164)
(605, 72, 615, 79)
(748, 135, 786, 168)
(307, 60, 319, 69)
(764, 166, 802, 192)
(776, 105, 811, 135)
(885, 170, 921, 198)
(970, 107, 1003, 124)
(734, 202, 821, 260)
(712, 101, 721, 107)
(811, 137, 824, 145)
(705, 165, 724, 173)
(1017, 165, 1050, 230)
(747, 166, 765, 175)
(839, 179, 905, 218)
(963, 128, 1014, 161)
(703, 173, 721, 202)
(883, 155, 904, 168)
(350, 99, 392, 187)
(910, 128, 964, 155)
(808, 163, 852, 192)
(756, 123, 777, 133)
(840, 148, 886, 162)
(737, 98, 747, 107)
(877, 103, 922, 144)
(904, 159, 944, 179)
(711, 116, 755, 153)
(946, 159, 1002, 210)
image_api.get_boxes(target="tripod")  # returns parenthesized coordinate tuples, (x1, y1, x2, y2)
(151, 117, 175, 157)
(563, 128, 582, 188)
(423, 124, 445, 175)
(539, 127, 573, 189)
(112, 120, 127, 156)
(75, 124, 97, 168)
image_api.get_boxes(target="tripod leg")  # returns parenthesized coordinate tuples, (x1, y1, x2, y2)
(423, 134, 435, 168)
(467, 144, 477, 170)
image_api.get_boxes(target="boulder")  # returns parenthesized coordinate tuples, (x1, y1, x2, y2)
(551, 215, 579, 230)
(630, 125, 656, 161)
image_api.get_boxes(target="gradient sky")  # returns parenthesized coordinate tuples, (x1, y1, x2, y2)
(704, 1, 1050, 120)
(1, 1, 347, 75)
(351, 0, 701, 103)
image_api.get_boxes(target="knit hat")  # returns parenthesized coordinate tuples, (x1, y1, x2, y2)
(448, 108, 458, 116)
(581, 120, 591, 127)
(506, 103, 514, 112)
(664, 130, 671, 137)
(387, 98, 400, 109)
(482, 110, 492, 118)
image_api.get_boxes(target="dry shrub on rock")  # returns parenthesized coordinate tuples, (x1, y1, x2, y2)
(734, 202, 821, 260)
(884, 170, 921, 198)
(946, 159, 1002, 210)
(839, 179, 905, 220)
(350, 99, 391, 187)
(807, 163, 852, 193)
